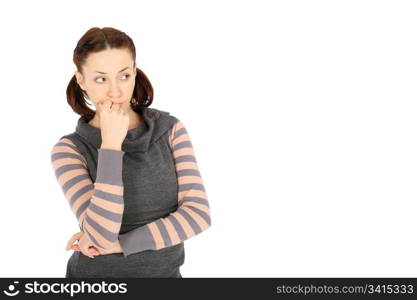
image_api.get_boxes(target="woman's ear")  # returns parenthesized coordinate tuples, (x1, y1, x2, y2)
(75, 71, 86, 91)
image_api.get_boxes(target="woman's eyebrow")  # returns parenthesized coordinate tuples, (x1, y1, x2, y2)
(94, 66, 130, 74)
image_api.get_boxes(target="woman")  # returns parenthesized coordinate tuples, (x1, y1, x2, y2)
(50, 27, 211, 278)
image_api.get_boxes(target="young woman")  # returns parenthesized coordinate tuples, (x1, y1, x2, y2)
(50, 27, 211, 278)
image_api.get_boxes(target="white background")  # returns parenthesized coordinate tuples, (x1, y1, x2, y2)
(0, 0, 416, 277)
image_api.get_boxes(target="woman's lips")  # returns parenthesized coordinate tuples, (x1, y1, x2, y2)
(101, 100, 124, 105)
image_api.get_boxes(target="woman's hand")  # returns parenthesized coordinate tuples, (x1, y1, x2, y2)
(66, 231, 100, 258)
(98, 99, 130, 149)
(66, 231, 124, 257)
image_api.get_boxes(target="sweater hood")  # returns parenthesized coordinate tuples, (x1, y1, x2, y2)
(74, 106, 178, 153)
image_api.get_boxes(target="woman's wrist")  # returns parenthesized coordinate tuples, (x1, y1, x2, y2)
(100, 144, 122, 151)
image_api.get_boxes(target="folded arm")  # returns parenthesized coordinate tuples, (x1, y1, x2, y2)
(51, 139, 125, 251)
(118, 120, 211, 258)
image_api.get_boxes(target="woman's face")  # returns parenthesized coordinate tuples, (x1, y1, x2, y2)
(75, 48, 137, 112)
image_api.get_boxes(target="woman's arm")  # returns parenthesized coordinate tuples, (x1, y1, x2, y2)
(118, 119, 211, 258)
(50, 139, 125, 251)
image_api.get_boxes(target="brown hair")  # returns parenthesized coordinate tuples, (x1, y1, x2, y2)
(66, 27, 153, 121)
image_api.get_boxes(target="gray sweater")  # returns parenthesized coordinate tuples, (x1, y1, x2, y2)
(50, 106, 210, 277)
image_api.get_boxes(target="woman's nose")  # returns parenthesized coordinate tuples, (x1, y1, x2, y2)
(107, 81, 122, 97)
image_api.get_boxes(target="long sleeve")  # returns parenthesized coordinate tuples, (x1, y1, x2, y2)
(118, 120, 211, 257)
(50, 138, 125, 251)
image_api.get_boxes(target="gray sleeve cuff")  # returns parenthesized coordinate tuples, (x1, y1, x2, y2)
(119, 225, 157, 258)
(96, 148, 125, 185)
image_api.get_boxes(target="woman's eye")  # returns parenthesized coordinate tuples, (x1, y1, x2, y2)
(95, 74, 131, 83)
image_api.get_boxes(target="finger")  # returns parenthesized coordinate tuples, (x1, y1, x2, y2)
(71, 232, 83, 239)
(116, 104, 122, 113)
(66, 232, 82, 250)
(80, 245, 95, 259)
(88, 246, 100, 253)
(110, 102, 120, 111)
(88, 248, 100, 256)
(66, 237, 79, 250)
(81, 249, 94, 259)
(103, 99, 112, 109)
(71, 245, 80, 251)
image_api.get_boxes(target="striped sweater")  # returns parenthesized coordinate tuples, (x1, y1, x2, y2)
(50, 107, 211, 259)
